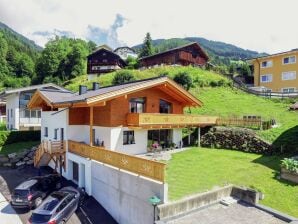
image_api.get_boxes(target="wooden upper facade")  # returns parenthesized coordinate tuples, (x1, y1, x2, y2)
(27, 77, 209, 129)
(87, 47, 127, 74)
(139, 42, 209, 67)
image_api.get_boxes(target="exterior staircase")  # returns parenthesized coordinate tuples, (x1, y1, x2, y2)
(34, 140, 66, 171)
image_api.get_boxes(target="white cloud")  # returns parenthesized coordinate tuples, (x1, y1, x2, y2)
(0, 0, 298, 53)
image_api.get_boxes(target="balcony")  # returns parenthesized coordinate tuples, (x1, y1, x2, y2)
(68, 140, 166, 182)
(126, 113, 218, 128)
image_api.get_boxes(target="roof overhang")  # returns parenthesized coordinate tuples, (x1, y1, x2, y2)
(28, 77, 203, 110)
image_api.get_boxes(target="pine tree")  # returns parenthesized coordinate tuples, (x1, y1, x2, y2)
(139, 33, 154, 58)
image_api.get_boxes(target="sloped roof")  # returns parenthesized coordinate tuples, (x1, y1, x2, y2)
(139, 42, 209, 61)
(28, 76, 202, 109)
(0, 83, 68, 97)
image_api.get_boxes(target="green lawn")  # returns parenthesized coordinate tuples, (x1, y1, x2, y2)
(191, 87, 298, 150)
(0, 141, 39, 155)
(166, 148, 298, 217)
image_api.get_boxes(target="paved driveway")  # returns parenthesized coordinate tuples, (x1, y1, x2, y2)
(166, 201, 287, 224)
(0, 166, 117, 224)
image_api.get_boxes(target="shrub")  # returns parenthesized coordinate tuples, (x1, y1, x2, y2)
(112, 70, 135, 85)
(281, 158, 298, 174)
(173, 72, 193, 90)
(0, 130, 40, 146)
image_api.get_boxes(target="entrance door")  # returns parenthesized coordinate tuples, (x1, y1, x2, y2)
(72, 162, 79, 183)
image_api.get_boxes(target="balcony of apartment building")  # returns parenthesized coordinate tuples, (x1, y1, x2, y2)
(19, 108, 41, 130)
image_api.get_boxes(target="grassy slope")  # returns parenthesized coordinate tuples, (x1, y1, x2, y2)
(0, 141, 39, 155)
(65, 66, 227, 92)
(190, 87, 298, 148)
(166, 148, 298, 217)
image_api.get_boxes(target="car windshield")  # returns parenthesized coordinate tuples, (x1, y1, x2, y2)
(30, 213, 51, 223)
(41, 199, 60, 211)
(13, 189, 29, 197)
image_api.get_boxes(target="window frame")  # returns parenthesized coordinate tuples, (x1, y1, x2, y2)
(283, 55, 296, 65)
(159, 99, 172, 114)
(129, 97, 146, 113)
(54, 128, 58, 140)
(260, 74, 273, 83)
(123, 130, 135, 145)
(282, 87, 296, 93)
(261, 60, 273, 68)
(281, 71, 296, 81)
(44, 127, 48, 137)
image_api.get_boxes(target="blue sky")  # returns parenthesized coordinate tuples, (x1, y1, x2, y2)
(0, 0, 297, 53)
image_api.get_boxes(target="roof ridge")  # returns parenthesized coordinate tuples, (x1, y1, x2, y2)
(40, 89, 73, 94)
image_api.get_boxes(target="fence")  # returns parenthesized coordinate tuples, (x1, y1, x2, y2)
(232, 78, 298, 98)
(68, 140, 166, 182)
(216, 117, 263, 129)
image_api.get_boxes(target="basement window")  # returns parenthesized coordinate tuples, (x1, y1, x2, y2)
(123, 131, 135, 145)
(44, 127, 48, 137)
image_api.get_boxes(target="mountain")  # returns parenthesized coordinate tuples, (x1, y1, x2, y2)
(133, 37, 267, 65)
(0, 21, 42, 52)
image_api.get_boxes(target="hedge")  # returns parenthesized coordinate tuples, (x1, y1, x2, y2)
(0, 130, 40, 147)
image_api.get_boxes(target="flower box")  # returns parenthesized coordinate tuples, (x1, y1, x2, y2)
(281, 167, 298, 184)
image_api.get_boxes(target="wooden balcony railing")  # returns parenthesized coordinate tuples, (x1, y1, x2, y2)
(127, 113, 218, 127)
(68, 140, 166, 182)
(40, 140, 66, 154)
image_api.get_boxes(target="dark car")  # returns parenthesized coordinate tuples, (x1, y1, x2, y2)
(28, 186, 80, 224)
(11, 174, 62, 209)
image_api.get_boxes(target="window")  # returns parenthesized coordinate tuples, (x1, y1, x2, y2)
(31, 110, 37, 118)
(129, 98, 145, 113)
(24, 110, 30, 118)
(159, 100, 172, 113)
(123, 131, 135, 145)
(260, 74, 272, 83)
(261, 60, 273, 68)
(38, 111, 41, 118)
(283, 56, 296, 65)
(282, 88, 296, 93)
(10, 109, 13, 118)
(7, 110, 9, 122)
(54, 129, 58, 140)
(282, 71, 296, 80)
(44, 127, 48, 137)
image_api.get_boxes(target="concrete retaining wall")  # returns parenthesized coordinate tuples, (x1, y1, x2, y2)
(158, 185, 233, 220)
(158, 185, 260, 221)
(91, 160, 168, 224)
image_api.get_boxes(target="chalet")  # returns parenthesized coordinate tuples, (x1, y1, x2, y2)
(87, 45, 127, 80)
(139, 42, 209, 68)
(28, 76, 217, 224)
(0, 83, 67, 130)
(114, 46, 138, 60)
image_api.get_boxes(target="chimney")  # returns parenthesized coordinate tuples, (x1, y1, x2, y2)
(79, 85, 88, 95)
(92, 82, 100, 91)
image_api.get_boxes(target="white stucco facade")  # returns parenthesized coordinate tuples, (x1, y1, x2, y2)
(6, 93, 19, 130)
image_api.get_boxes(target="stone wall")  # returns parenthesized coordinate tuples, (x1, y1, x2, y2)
(201, 126, 272, 154)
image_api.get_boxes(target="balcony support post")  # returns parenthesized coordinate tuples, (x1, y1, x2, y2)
(198, 127, 201, 147)
(89, 106, 94, 146)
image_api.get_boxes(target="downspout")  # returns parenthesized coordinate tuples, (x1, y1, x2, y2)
(256, 58, 261, 87)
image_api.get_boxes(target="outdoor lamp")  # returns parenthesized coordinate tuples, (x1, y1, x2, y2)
(149, 196, 161, 223)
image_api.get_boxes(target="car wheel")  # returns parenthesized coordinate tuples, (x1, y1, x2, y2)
(34, 197, 42, 208)
(55, 182, 62, 189)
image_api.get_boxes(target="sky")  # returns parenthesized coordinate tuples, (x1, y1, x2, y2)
(0, 0, 297, 54)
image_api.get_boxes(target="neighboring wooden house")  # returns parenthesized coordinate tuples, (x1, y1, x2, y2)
(87, 45, 127, 80)
(139, 42, 209, 68)
(248, 49, 298, 93)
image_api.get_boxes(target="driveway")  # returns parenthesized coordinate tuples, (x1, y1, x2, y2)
(0, 165, 117, 224)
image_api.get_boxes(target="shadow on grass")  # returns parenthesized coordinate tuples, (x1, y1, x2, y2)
(272, 125, 298, 154)
(252, 155, 297, 187)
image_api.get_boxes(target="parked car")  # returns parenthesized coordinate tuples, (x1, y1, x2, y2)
(11, 174, 62, 209)
(28, 186, 81, 224)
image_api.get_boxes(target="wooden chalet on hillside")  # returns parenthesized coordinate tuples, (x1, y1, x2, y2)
(87, 45, 127, 80)
(139, 42, 209, 68)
